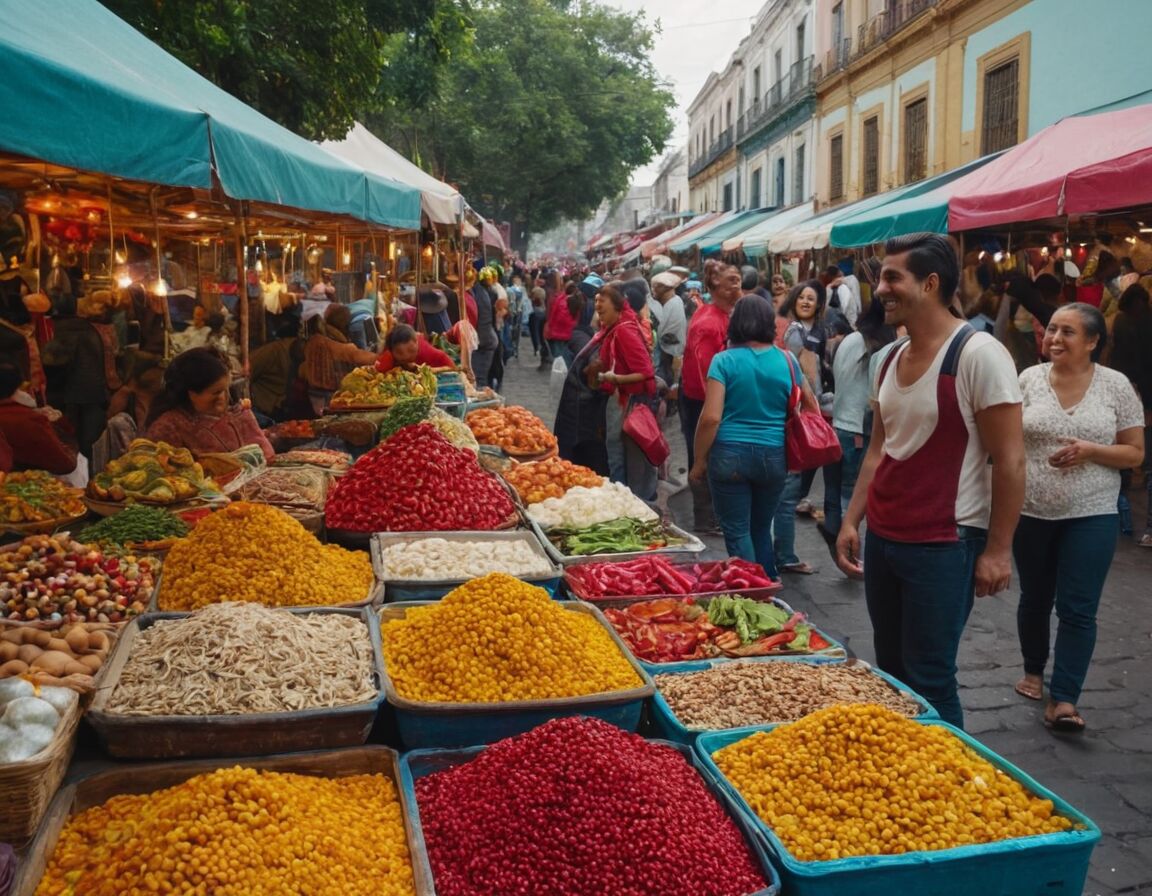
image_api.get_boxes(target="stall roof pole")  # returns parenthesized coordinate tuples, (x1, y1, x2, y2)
(150, 188, 173, 359)
(234, 204, 250, 377)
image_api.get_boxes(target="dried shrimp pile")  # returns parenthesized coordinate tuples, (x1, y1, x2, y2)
(106, 603, 377, 715)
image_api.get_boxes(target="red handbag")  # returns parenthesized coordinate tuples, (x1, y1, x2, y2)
(622, 398, 670, 466)
(783, 352, 842, 472)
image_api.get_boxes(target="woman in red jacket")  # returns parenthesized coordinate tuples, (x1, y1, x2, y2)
(542, 272, 576, 364)
(587, 282, 658, 501)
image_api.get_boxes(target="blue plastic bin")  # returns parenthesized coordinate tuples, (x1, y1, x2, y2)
(695, 722, 1101, 896)
(378, 601, 654, 749)
(648, 656, 939, 744)
(399, 733, 781, 896)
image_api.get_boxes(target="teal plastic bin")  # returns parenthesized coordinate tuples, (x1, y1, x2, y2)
(378, 601, 654, 749)
(399, 733, 781, 896)
(695, 722, 1101, 896)
(648, 656, 938, 745)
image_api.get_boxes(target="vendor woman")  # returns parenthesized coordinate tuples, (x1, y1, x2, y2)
(375, 324, 455, 374)
(144, 347, 274, 461)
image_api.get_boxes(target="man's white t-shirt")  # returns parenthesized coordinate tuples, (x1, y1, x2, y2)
(871, 329, 1021, 530)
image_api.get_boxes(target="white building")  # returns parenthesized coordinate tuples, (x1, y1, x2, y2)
(651, 146, 689, 217)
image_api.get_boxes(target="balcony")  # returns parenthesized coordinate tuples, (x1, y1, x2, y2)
(814, 0, 938, 83)
(735, 56, 815, 146)
(688, 127, 735, 179)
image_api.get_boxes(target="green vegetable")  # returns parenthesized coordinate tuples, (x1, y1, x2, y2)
(707, 596, 792, 645)
(378, 396, 434, 441)
(77, 504, 190, 547)
(548, 518, 680, 556)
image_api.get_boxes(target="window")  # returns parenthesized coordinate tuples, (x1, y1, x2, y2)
(750, 168, 762, 208)
(794, 144, 806, 201)
(739, 86, 745, 114)
(774, 49, 783, 84)
(753, 66, 762, 99)
(829, 133, 844, 200)
(862, 115, 879, 196)
(982, 58, 1020, 154)
(726, 99, 733, 129)
(722, 183, 734, 212)
(796, 22, 806, 62)
(710, 115, 715, 145)
(904, 97, 928, 183)
(832, 3, 843, 53)
(775, 158, 786, 205)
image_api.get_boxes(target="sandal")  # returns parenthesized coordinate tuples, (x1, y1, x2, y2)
(1014, 677, 1043, 701)
(795, 499, 816, 517)
(1044, 708, 1086, 733)
(1138, 534, 1152, 548)
(780, 561, 817, 575)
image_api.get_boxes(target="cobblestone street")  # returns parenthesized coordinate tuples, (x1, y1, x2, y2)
(501, 347, 1152, 896)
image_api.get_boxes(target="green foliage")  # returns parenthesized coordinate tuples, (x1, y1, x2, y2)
(367, 0, 675, 249)
(101, 0, 472, 140)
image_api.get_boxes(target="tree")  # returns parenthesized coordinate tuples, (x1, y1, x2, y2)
(101, 0, 471, 140)
(367, 0, 674, 255)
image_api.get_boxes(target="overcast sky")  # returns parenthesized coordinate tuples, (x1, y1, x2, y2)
(609, 0, 768, 185)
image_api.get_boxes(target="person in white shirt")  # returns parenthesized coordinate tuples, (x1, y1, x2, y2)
(836, 256, 863, 327)
(650, 271, 686, 388)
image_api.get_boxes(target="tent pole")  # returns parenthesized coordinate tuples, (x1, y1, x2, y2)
(233, 204, 250, 378)
(458, 218, 472, 381)
(149, 188, 173, 360)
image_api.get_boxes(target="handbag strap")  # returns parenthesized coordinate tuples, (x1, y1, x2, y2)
(782, 348, 802, 417)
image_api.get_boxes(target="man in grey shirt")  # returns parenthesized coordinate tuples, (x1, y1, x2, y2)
(651, 271, 686, 388)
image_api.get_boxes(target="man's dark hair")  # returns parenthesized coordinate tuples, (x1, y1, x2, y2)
(883, 232, 960, 304)
(728, 294, 777, 345)
(1033, 273, 1062, 300)
(1118, 283, 1150, 314)
(0, 360, 21, 399)
(740, 265, 760, 291)
(385, 323, 418, 351)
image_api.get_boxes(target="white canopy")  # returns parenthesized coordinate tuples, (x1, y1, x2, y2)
(320, 122, 464, 225)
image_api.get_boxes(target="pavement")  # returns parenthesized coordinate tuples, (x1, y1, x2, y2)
(500, 345, 1152, 896)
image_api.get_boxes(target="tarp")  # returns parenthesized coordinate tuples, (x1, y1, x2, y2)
(320, 123, 463, 225)
(697, 208, 778, 255)
(481, 220, 506, 252)
(667, 210, 742, 254)
(829, 153, 1002, 247)
(639, 214, 714, 259)
(729, 203, 816, 256)
(949, 103, 1152, 231)
(0, 0, 422, 229)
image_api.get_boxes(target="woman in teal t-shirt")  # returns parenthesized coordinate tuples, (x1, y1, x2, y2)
(690, 294, 818, 576)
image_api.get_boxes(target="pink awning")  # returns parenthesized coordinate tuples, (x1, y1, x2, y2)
(645, 212, 723, 257)
(949, 103, 1152, 231)
(481, 220, 506, 251)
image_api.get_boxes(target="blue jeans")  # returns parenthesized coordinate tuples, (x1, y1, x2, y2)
(708, 442, 788, 577)
(864, 527, 986, 728)
(773, 472, 802, 567)
(822, 427, 868, 534)
(605, 397, 657, 501)
(1014, 513, 1117, 706)
(502, 313, 520, 358)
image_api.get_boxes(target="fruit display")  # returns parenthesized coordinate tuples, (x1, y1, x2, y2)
(269, 448, 352, 472)
(654, 661, 925, 730)
(415, 717, 769, 896)
(0, 678, 77, 763)
(0, 623, 114, 689)
(237, 467, 328, 511)
(375, 537, 555, 581)
(266, 419, 315, 440)
(0, 535, 155, 623)
(0, 471, 85, 525)
(712, 704, 1077, 862)
(35, 767, 417, 896)
(157, 503, 374, 610)
(501, 456, 605, 505)
(566, 556, 778, 599)
(380, 574, 641, 703)
(465, 405, 557, 457)
(604, 596, 833, 664)
(85, 439, 220, 504)
(325, 425, 515, 533)
(76, 504, 190, 550)
(425, 407, 479, 453)
(330, 364, 437, 409)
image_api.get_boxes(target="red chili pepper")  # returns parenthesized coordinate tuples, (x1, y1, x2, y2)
(809, 630, 831, 651)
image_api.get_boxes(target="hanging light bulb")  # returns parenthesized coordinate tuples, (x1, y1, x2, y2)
(255, 258, 264, 273)
(342, 250, 351, 266)
(116, 271, 132, 289)
(114, 250, 126, 265)
(152, 278, 168, 296)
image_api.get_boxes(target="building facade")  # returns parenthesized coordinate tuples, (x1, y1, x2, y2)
(812, 0, 1152, 208)
(687, 62, 743, 214)
(651, 146, 689, 218)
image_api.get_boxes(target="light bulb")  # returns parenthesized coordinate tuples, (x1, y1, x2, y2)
(255, 259, 264, 273)
(153, 279, 168, 296)
(116, 274, 132, 289)
(186, 211, 198, 219)
(993, 252, 1004, 263)
(342, 251, 351, 266)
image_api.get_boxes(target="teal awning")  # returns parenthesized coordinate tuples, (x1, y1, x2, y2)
(697, 208, 778, 256)
(0, 1, 422, 229)
(829, 153, 1002, 248)
(668, 209, 748, 254)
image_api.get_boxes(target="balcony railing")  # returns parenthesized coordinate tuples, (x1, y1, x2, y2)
(735, 56, 815, 144)
(688, 127, 735, 179)
(815, 0, 937, 83)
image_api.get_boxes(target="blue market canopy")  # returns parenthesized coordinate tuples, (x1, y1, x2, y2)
(0, 1, 422, 229)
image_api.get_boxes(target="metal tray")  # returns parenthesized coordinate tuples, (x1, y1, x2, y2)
(151, 573, 382, 612)
(86, 607, 385, 759)
(527, 516, 706, 567)
(370, 529, 562, 600)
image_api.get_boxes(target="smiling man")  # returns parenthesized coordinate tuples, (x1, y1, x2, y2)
(834, 232, 1025, 728)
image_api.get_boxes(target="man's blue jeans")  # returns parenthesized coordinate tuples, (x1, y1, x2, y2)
(864, 527, 986, 728)
(1014, 513, 1117, 706)
(708, 441, 788, 577)
(822, 427, 867, 534)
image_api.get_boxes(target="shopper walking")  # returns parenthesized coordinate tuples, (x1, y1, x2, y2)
(1012, 303, 1144, 732)
(835, 232, 1025, 729)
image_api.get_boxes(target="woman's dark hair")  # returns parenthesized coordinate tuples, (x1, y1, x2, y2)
(780, 279, 826, 320)
(1118, 283, 1150, 314)
(566, 291, 585, 320)
(856, 297, 897, 357)
(620, 280, 648, 314)
(728, 294, 777, 345)
(884, 232, 960, 303)
(385, 323, 418, 351)
(1058, 302, 1108, 362)
(145, 347, 230, 426)
(325, 304, 352, 335)
(598, 283, 626, 312)
(0, 360, 21, 399)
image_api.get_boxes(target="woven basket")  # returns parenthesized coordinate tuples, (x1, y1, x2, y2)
(0, 695, 81, 844)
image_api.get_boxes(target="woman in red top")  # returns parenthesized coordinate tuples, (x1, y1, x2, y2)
(588, 283, 658, 501)
(375, 324, 455, 373)
(543, 272, 576, 363)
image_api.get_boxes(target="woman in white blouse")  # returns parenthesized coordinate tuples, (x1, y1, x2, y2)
(1013, 303, 1145, 733)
